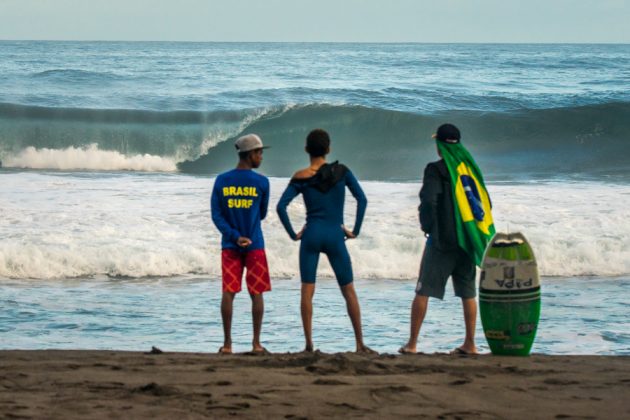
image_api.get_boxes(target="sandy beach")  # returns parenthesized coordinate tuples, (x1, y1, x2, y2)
(1, 350, 628, 419)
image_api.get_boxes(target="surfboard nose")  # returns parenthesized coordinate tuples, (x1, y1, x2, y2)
(480, 231, 541, 356)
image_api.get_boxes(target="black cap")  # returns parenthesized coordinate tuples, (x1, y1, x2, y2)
(434, 123, 461, 144)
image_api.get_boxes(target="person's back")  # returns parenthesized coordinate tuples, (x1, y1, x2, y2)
(419, 159, 459, 252)
(276, 128, 374, 354)
(286, 162, 362, 229)
(212, 168, 269, 251)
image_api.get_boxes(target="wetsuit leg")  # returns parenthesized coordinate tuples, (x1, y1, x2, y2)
(299, 230, 320, 283)
(324, 229, 354, 287)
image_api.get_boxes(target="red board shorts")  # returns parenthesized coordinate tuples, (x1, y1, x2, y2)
(221, 248, 271, 295)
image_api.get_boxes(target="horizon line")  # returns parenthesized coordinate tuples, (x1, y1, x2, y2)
(1, 38, 629, 45)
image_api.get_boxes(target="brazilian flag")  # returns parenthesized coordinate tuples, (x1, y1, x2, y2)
(437, 141, 495, 266)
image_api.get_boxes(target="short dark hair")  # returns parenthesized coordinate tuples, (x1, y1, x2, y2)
(306, 129, 330, 157)
(238, 150, 250, 160)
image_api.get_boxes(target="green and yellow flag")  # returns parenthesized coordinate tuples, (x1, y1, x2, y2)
(437, 141, 495, 266)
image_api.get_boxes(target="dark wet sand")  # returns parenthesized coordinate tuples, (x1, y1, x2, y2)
(1, 350, 629, 419)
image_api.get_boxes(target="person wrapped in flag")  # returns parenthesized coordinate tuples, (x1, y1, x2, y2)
(436, 128, 495, 266)
(400, 123, 495, 356)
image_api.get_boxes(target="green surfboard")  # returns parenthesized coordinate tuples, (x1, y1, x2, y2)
(479, 232, 541, 356)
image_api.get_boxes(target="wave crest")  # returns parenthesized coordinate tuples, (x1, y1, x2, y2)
(2, 101, 630, 178)
(3, 144, 177, 172)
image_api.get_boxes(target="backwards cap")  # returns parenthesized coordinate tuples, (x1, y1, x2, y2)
(434, 123, 461, 144)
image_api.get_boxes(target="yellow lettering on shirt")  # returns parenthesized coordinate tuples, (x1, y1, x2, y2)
(227, 198, 253, 208)
(223, 186, 258, 198)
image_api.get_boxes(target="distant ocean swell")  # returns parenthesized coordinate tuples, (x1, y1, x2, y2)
(30, 69, 125, 84)
(1, 101, 629, 179)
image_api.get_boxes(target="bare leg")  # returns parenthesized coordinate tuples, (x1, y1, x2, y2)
(340, 283, 374, 353)
(220, 292, 236, 353)
(250, 293, 264, 352)
(301, 283, 316, 352)
(400, 294, 429, 353)
(459, 298, 478, 354)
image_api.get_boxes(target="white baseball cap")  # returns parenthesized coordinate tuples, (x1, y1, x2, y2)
(234, 134, 269, 152)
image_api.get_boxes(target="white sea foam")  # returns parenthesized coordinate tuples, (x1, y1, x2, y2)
(0, 172, 628, 280)
(3, 144, 177, 172)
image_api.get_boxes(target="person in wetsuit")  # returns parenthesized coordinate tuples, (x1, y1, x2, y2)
(276, 129, 375, 354)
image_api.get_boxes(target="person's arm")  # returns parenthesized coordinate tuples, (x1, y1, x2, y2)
(259, 177, 270, 221)
(276, 182, 301, 240)
(345, 170, 367, 237)
(418, 164, 442, 235)
(210, 181, 241, 244)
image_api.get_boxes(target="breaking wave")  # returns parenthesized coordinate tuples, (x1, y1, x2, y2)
(3, 144, 177, 172)
(1, 101, 629, 178)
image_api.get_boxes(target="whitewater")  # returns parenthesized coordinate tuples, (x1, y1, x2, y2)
(1, 172, 628, 280)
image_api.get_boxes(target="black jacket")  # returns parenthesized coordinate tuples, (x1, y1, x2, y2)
(418, 160, 459, 252)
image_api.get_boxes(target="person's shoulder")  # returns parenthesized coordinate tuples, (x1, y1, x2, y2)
(217, 168, 236, 178)
(337, 162, 351, 175)
(249, 170, 268, 180)
(292, 167, 314, 181)
(330, 161, 349, 171)
(252, 171, 269, 186)
(425, 159, 446, 171)
(214, 170, 231, 183)
(423, 160, 446, 177)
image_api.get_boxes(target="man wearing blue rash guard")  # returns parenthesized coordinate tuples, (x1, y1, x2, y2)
(211, 134, 271, 355)
(277, 129, 376, 354)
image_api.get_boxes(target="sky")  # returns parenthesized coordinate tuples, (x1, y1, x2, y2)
(0, 0, 629, 43)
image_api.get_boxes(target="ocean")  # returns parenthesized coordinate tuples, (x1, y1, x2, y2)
(0, 42, 628, 355)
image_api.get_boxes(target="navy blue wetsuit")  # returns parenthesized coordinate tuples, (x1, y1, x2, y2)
(276, 162, 367, 286)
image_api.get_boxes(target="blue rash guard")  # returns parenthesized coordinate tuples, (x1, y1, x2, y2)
(276, 162, 367, 286)
(211, 169, 270, 251)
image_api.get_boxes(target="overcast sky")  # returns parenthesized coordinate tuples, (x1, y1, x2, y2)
(1, 0, 629, 43)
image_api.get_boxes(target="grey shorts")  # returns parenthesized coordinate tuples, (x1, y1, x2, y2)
(415, 242, 476, 300)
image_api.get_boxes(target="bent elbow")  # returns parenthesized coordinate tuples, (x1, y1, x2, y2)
(276, 202, 287, 219)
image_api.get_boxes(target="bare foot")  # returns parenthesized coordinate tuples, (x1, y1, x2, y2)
(218, 346, 232, 355)
(356, 345, 378, 355)
(398, 345, 417, 355)
(303, 343, 314, 353)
